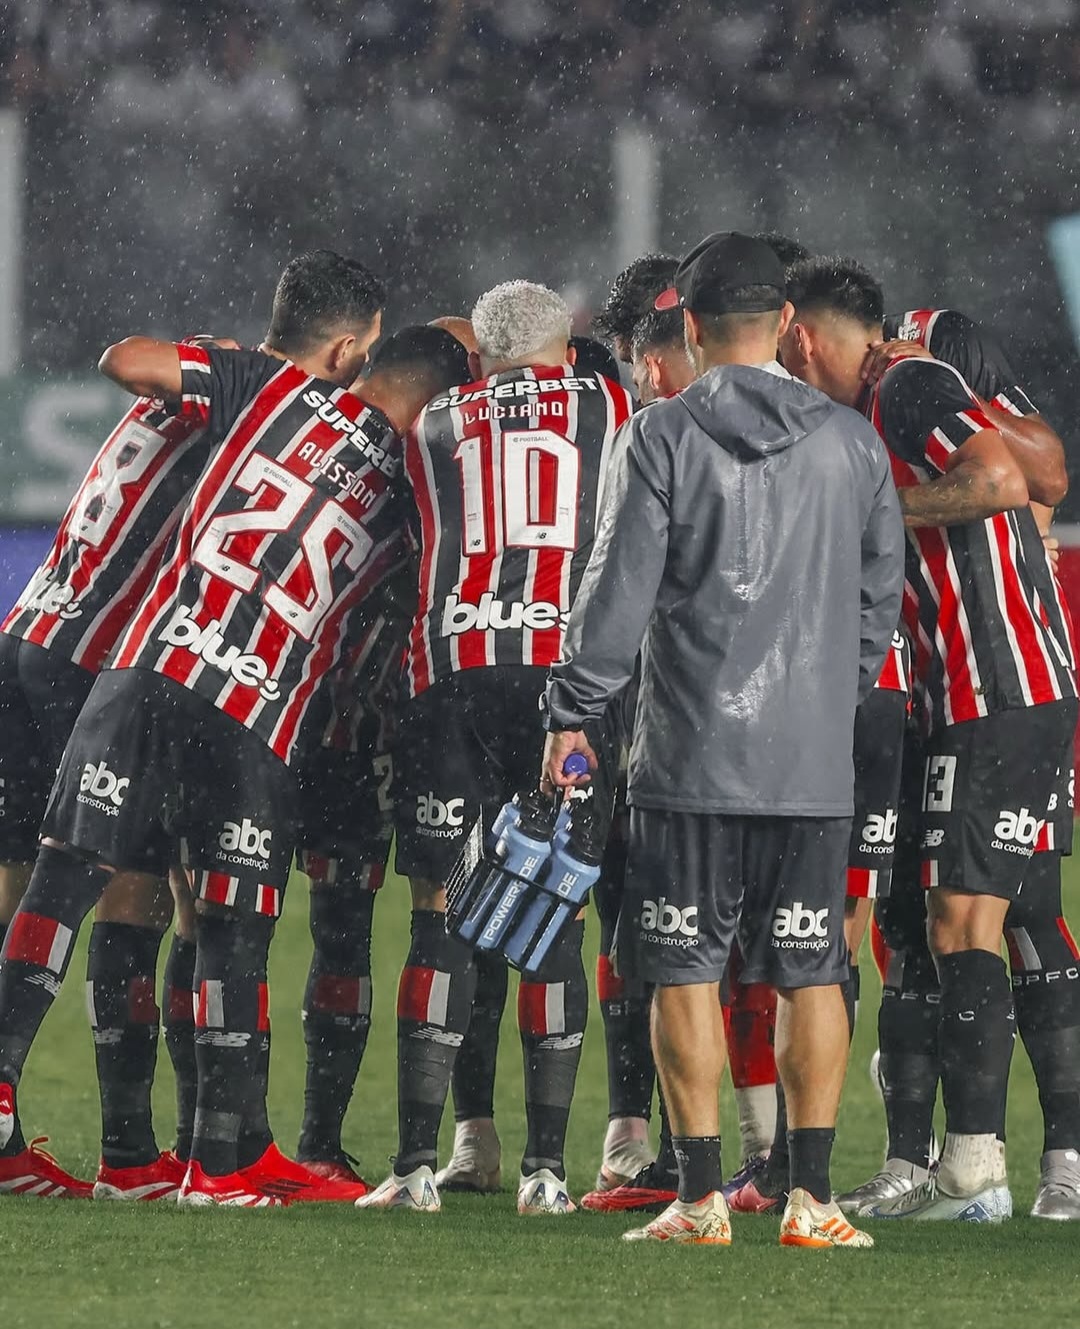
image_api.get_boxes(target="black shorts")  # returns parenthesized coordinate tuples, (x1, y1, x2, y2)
(919, 699, 1077, 900)
(873, 729, 928, 955)
(1040, 759, 1074, 857)
(296, 745, 394, 889)
(394, 666, 549, 881)
(0, 635, 94, 861)
(619, 809, 850, 988)
(42, 667, 298, 916)
(847, 687, 907, 901)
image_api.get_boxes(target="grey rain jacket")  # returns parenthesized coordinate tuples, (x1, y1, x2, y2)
(545, 363, 905, 817)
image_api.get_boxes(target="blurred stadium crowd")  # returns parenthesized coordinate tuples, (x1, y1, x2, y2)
(1, 1, 1079, 508)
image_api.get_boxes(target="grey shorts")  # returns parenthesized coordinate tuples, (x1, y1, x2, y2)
(618, 809, 851, 988)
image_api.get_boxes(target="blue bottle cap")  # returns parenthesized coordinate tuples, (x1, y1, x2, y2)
(562, 753, 590, 777)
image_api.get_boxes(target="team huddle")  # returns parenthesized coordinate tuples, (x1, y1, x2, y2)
(0, 235, 1075, 1251)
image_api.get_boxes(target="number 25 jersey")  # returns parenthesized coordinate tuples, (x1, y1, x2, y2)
(403, 364, 633, 698)
(112, 346, 408, 765)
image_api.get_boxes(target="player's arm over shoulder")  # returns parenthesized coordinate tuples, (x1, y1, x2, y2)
(879, 358, 1028, 526)
(99, 336, 184, 401)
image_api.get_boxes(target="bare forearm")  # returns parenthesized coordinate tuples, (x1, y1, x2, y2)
(899, 459, 1027, 527)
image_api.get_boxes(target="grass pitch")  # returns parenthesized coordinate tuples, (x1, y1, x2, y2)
(1, 860, 1079, 1329)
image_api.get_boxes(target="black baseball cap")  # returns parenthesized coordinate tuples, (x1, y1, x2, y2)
(655, 232, 786, 314)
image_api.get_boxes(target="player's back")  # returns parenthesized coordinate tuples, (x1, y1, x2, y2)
(112, 346, 408, 763)
(404, 363, 632, 697)
(1, 391, 212, 673)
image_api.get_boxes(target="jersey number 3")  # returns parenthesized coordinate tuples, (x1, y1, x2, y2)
(454, 429, 580, 557)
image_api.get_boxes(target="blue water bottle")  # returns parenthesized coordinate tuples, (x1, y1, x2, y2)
(472, 789, 557, 951)
(519, 799, 604, 973)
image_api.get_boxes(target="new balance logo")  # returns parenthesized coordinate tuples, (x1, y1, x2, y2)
(78, 761, 129, 810)
(415, 793, 464, 830)
(218, 819, 272, 863)
(992, 807, 1042, 854)
(860, 811, 897, 847)
(159, 606, 280, 701)
(440, 593, 567, 637)
(772, 902, 831, 950)
(639, 897, 699, 947)
(922, 828, 944, 848)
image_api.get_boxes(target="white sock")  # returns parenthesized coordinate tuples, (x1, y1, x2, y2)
(453, 1117, 499, 1153)
(603, 1115, 650, 1161)
(938, 1133, 1006, 1193)
(735, 1084, 777, 1162)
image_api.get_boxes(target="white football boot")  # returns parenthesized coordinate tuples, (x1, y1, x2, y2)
(354, 1165, 440, 1212)
(1031, 1149, 1080, 1220)
(779, 1188, 873, 1247)
(623, 1190, 732, 1245)
(517, 1168, 575, 1215)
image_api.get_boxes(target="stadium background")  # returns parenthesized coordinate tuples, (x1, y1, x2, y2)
(0, 4, 1079, 1327)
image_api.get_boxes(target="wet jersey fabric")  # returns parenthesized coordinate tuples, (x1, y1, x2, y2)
(2, 386, 212, 673)
(111, 346, 408, 764)
(403, 364, 633, 698)
(865, 356, 1075, 731)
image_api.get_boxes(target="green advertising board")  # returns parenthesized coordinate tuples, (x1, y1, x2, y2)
(0, 376, 130, 521)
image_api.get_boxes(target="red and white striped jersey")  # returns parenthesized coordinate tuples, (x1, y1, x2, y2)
(1, 393, 212, 673)
(864, 356, 1075, 732)
(885, 305, 1078, 667)
(404, 364, 633, 697)
(110, 346, 409, 765)
(316, 569, 411, 755)
(874, 628, 912, 696)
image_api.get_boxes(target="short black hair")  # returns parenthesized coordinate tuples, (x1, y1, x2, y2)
(266, 250, 386, 354)
(753, 231, 812, 270)
(593, 253, 678, 342)
(695, 306, 784, 346)
(569, 335, 621, 382)
(630, 309, 685, 360)
(786, 257, 884, 328)
(365, 325, 470, 393)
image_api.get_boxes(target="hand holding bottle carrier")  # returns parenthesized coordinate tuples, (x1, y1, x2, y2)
(445, 755, 602, 974)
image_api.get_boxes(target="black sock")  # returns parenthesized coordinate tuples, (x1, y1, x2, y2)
(396, 910, 475, 1175)
(451, 947, 507, 1122)
(672, 1135, 722, 1202)
(789, 1127, 835, 1203)
(237, 1015, 272, 1170)
(842, 963, 860, 1042)
(298, 884, 374, 1161)
(758, 1081, 790, 1197)
(0, 846, 110, 1156)
(938, 949, 1015, 1137)
(654, 1093, 678, 1179)
(1006, 856, 1080, 1153)
(878, 945, 941, 1168)
(518, 920, 587, 1180)
(191, 911, 273, 1177)
(162, 933, 197, 1161)
(87, 922, 163, 1168)
(597, 955, 655, 1121)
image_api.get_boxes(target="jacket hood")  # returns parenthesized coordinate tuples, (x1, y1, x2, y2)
(672, 363, 835, 461)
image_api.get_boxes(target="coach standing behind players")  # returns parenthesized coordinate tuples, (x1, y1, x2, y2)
(543, 233, 904, 1250)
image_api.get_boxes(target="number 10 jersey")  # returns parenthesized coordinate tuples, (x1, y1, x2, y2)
(403, 363, 633, 698)
(111, 346, 409, 765)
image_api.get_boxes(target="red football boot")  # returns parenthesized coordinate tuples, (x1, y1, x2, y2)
(300, 1156, 370, 1193)
(242, 1143, 369, 1203)
(177, 1160, 283, 1208)
(580, 1163, 678, 1214)
(94, 1150, 187, 1201)
(0, 1138, 94, 1199)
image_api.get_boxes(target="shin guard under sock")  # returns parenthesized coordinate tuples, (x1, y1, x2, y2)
(519, 920, 588, 1180)
(789, 1127, 835, 1204)
(86, 922, 163, 1168)
(162, 934, 197, 1161)
(1006, 857, 1080, 1153)
(451, 947, 507, 1123)
(396, 910, 475, 1174)
(673, 1135, 723, 1203)
(190, 911, 273, 1177)
(0, 846, 111, 1156)
(597, 954, 655, 1122)
(878, 944, 940, 1168)
(938, 949, 1015, 1138)
(298, 884, 374, 1161)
